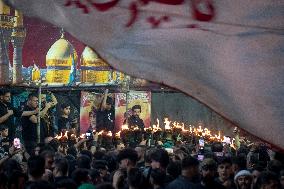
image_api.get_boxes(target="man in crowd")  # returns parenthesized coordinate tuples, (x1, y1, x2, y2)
(40, 91, 58, 138)
(216, 157, 235, 189)
(166, 156, 199, 189)
(96, 89, 115, 132)
(0, 90, 38, 142)
(57, 103, 72, 133)
(197, 158, 226, 189)
(21, 93, 40, 155)
(127, 105, 144, 130)
(234, 170, 253, 189)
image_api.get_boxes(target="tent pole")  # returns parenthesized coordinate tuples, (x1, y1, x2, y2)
(37, 82, 42, 143)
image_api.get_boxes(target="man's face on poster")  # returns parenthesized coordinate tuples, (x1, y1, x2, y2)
(105, 103, 112, 110)
(132, 108, 141, 117)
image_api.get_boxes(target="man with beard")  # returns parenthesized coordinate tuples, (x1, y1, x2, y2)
(128, 105, 144, 130)
(40, 92, 57, 137)
(21, 93, 40, 155)
(234, 170, 253, 189)
(0, 90, 38, 142)
(96, 89, 115, 132)
(196, 158, 226, 189)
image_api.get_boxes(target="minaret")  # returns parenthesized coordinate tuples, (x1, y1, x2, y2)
(11, 10, 26, 84)
(0, 0, 13, 85)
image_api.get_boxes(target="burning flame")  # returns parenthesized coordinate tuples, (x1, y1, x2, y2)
(164, 118, 171, 130)
(121, 124, 129, 130)
(107, 131, 112, 137)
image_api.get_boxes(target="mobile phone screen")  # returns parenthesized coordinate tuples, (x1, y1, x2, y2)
(13, 138, 21, 149)
(198, 155, 204, 161)
(199, 139, 204, 147)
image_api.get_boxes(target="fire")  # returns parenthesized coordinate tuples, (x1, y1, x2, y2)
(164, 118, 171, 130)
(115, 131, 121, 138)
(121, 124, 129, 130)
(98, 130, 104, 135)
(80, 133, 85, 139)
(107, 131, 112, 137)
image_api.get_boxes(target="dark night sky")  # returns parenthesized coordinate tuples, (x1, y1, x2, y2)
(9, 16, 86, 68)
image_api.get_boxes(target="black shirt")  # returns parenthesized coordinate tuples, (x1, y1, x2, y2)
(166, 176, 197, 189)
(96, 108, 115, 131)
(57, 117, 71, 133)
(0, 101, 22, 128)
(128, 115, 144, 130)
(21, 105, 37, 142)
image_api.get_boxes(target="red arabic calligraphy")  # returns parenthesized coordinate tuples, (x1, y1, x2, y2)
(191, 0, 215, 21)
(86, 0, 120, 12)
(64, 0, 216, 28)
(65, 0, 89, 14)
(147, 16, 170, 28)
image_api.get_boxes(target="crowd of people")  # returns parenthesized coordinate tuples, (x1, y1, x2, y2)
(1, 89, 284, 189)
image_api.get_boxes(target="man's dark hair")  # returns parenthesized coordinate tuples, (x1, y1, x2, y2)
(40, 150, 55, 159)
(93, 151, 105, 160)
(117, 148, 138, 165)
(255, 171, 280, 189)
(80, 150, 93, 161)
(0, 89, 10, 96)
(0, 124, 8, 132)
(71, 168, 90, 187)
(60, 103, 70, 109)
(77, 155, 91, 169)
(67, 146, 78, 158)
(28, 93, 38, 100)
(48, 139, 60, 152)
(167, 161, 181, 179)
(232, 155, 247, 170)
(150, 168, 166, 186)
(106, 96, 113, 105)
(54, 158, 69, 176)
(212, 142, 223, 152)
(27, 155, 45, 178)
(181, 156, 199, 170)
(132, 105, 141, 111)
(150, 148, 169, 169)
(217, 157, 232, 166)
(128, 168, 143, 189)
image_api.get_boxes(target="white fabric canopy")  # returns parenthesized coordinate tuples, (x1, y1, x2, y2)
(6, 0, 284, 149)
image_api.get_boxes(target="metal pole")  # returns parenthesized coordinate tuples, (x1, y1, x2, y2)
(37, 82, 42, 143)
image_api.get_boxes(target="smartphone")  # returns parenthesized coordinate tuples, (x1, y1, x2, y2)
(13, 138, 21, 149)
(199, 138, 205, 148)
(197, 154, 204, 161)
(85, 132, 93, 140)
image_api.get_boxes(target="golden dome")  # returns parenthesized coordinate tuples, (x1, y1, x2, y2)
(81, 46, 111, 83)
(46, 35, 78, 67)
(81, 46, 108, 66)
(45, 34, 77, 83)
(81, 46, 99, 62)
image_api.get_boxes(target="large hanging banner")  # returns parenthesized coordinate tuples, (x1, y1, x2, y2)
(115, 91, 151, 131)
(80, 91, 102, 134)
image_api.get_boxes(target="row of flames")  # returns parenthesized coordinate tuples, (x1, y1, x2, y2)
(54, 118, 235, 146)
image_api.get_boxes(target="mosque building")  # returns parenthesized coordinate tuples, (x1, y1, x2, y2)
(0, 0, 126, 86)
